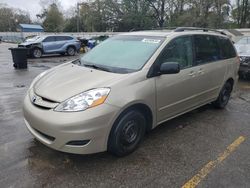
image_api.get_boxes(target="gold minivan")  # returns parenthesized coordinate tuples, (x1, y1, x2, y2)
(23, 28, 239, 156)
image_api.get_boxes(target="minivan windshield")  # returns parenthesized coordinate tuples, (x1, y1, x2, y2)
(236, 37, 250, 45)
(78, 35, 164, 73)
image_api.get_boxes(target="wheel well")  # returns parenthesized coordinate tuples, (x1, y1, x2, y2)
(32, 46, 42, 52)
(31, 47, 43, 56)
(67, 45, 76, 50)
(117, 104, 153, 132)
(226, 78, 234, 90)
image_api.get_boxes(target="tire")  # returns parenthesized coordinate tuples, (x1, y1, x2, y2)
(32, 48, 42, 58)
(213, 82, 233, 109)
(67, 46, 76, 56)
(108, 110, 146, 157)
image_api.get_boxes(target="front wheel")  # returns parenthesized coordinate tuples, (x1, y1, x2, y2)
(213, 82, 233, 109)
(108, 110, 146, 157)
(32, 48, 42, 58)
(67, 46, 76, 56)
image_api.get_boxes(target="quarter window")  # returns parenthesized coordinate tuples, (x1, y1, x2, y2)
(157, 36, 193, 69)
(194, 35, 220, 64)
(219, 37, 236, 59)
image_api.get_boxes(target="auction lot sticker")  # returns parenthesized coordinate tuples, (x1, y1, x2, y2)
(142, 38, 161, 44)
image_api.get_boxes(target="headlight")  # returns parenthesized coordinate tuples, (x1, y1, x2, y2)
(54, 88, 110, 112)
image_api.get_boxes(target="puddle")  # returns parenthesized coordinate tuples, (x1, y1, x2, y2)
(30, 64, 50, 69)
(15, 84, 26, 88)
(239, 94, 250, 102)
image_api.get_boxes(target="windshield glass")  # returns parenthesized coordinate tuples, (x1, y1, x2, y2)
(79, 35, 164, 73)
(25, 36, 41, 42)
(236, 37, 250, 45)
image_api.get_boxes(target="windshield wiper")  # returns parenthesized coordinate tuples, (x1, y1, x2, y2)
(83, 63, 111, 72)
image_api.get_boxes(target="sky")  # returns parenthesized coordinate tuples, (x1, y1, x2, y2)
(1, 0, 238, 21)
(1, 0, 79, 20)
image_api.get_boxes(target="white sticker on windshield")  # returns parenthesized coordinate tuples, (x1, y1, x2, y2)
(142, 38, 161, 44)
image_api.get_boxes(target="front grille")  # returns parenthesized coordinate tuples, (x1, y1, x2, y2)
(32, 103, 51, 110)
(34, 128, 55, 142)
(240, 56, 250, 65)
(40, 96, 57, 103)
(30, 92, 59, 109)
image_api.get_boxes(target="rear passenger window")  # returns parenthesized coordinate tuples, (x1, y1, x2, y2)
(194, 35, 220, 64)
(157, 36, 193, 69)
(218, 37, 236, 59)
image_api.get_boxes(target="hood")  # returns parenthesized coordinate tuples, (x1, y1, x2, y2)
(34, 63, 127, 102)
(234, 44, 250, 56)
(20, 41, 40, 46)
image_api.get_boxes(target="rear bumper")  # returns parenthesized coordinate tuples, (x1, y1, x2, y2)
(23, 94, 120, 154)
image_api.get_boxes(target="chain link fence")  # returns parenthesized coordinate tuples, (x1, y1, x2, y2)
(0, 29, 248, 44)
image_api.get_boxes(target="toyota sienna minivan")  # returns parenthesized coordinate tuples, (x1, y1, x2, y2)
(23, 28, 239, 156)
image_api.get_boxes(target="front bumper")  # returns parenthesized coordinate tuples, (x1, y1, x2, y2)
(23, 94, 120, 154)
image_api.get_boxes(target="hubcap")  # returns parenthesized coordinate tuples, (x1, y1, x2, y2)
(121, 120, 138, 145)
(34, 49, 41, 57)
(68, 47, 75, 55)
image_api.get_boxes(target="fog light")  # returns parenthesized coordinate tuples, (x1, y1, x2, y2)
(66, 140, 90, 146)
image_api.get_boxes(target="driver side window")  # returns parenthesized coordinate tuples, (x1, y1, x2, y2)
(157, 36, 193, 69)
(43, 36, 56, 42)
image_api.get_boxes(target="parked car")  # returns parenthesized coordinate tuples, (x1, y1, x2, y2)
(234, 36, 250, 79)
(88, 35, 109, 49)
(23, 28, 239, 157)
(18, 35, 81, 58)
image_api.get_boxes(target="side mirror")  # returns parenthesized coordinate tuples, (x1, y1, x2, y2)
(159, 62, 180, 74)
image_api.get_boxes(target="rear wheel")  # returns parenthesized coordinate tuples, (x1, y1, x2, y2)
(213, 82, 233, 109)
(108, 110, 146, 157)
(32, 48, 42, 58)
(67, 46, 76, 56)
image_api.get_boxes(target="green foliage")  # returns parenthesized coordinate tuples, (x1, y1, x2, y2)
(0, 4, 31, 31)
(1, 0, 250, 32)
(232, 0, 250, 27)
(63, 16, 77, 32)
(42, 3, 64, 32)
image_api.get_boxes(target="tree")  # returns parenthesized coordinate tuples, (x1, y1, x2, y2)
(63, 16, 77, 32)
(232, 0, 250, 27)
(40, 3, 64, 32)
(0, 4, 31, 31)
(116, 0, 156, 31)
(146, 0, 167, 28)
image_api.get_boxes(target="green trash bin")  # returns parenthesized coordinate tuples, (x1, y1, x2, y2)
(9, 47, 28, 69)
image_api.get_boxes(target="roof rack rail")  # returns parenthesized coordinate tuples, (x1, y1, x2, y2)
(174, 27, 227, 36)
